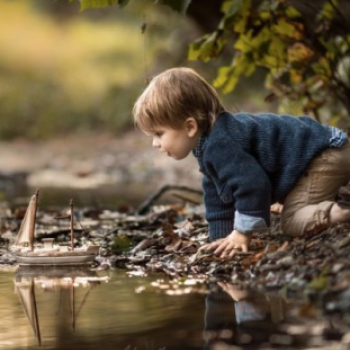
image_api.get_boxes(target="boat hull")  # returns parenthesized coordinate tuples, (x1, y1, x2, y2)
(15, 254, 97, 266)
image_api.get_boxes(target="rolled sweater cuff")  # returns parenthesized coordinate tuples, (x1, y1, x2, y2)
(234, 210, 268, 233)
(208, 219, 233, 241)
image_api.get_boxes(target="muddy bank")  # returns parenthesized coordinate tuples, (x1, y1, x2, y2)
(2, 200, 350, 299)
(0, 131, 202, 205)
(2, 198, 350, 348)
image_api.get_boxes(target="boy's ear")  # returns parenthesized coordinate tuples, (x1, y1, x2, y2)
(185, 117, 199, 138)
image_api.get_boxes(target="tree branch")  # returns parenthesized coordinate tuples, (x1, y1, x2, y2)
(137, 185, 203, 214)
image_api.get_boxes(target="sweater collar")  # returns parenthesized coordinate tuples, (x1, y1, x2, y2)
(193, 132, 208, 160)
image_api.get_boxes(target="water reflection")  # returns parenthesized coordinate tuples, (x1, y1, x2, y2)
(1, 268, 206, 350)
(0, 267, 341, 350)
(14, 267, 109, 347)
(205, 283, 288, 349)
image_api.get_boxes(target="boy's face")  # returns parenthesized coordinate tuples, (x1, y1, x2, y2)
(148, 119, 200, 160)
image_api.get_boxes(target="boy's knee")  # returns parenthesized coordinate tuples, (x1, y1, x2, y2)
(280, 217, 304, 237)
(281, 208, 330, 237)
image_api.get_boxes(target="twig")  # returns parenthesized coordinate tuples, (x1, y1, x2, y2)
(137, 185, 203, 215)
(171, 193, 202, 205)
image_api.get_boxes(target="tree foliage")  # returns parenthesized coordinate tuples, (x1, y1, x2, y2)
(72, 0, 192, 14)
(190, 0, 350, 122)
(73, 0, 350, 123)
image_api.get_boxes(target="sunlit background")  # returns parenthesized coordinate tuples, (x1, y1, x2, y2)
(0, 0, 274, 206)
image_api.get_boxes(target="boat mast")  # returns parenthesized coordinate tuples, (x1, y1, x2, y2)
(30, 189, 39, 251)
(70, 199, 74, 252)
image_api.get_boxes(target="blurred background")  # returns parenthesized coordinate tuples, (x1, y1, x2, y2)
(0, 0, 288, 208)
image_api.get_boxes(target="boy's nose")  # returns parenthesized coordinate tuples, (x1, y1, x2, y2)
(152, 138, 160, 148)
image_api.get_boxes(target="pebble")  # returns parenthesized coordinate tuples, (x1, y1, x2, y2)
(276, 256, 294, 268)
(332, 263, 345, 274)
(336, 236, 350, 249)
(1, 231, 15, 241)
(258, 264, 282, 273)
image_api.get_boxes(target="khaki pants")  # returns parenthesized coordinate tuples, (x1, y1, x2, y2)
(281, 140, 350, 236)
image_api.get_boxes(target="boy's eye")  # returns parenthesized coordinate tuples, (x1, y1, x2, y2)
(154, 132, 163, 137)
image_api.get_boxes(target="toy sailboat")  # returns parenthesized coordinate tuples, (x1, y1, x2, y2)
(11, 190, 100, 266)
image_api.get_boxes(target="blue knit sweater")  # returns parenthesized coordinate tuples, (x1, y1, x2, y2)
(193, 112, 347, 240)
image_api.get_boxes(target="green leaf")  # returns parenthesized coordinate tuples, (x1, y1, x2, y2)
(273, 19, 297, 38)
(199, 33, 220, 62)
(317, 0, 339, 21)
(118, 0, 130, 8)
(269, 37, 287, 61)
(113, 234, 132, 254)
(232, 55, 246, 76)
(234, 32, 252, 53)
(222, 0, 244, 17)
(312, 58, 331, 77)
(286, 6, 301, 19)
(221, 0, 232, 13)
(262, 55, 280, 70)
(260, 11, 271, 20)
(219, 0, 246, 31)
(258, 0, 279, 13)
(213, 66, 233, 88)
(319, 38, 338, 56)
(330, 115, 341, 126)
(188, 32, 227, 62)
(244, 61, 256, 76)
(219, 55, 246, 93)
(289, 69, 302, 83)
(188, 36, 209, 61)
(156, 0, 192, 14)
(233, 0, 251, 33)
(80, 0, 117, 11)
(223, 73, 239, 93)
(308, 274, 329, 291)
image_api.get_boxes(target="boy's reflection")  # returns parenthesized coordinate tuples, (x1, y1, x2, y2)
(204, 282, 286, 348)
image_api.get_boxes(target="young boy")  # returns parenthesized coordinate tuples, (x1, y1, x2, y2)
(133, 67, 350, 258)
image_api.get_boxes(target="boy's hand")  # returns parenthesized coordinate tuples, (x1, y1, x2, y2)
(205, 230, 252, 258)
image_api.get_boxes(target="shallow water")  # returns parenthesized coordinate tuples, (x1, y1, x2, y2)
(0, 266, 348, 350)
(0, 267, 206, 350)
(2, 185, 350, 350)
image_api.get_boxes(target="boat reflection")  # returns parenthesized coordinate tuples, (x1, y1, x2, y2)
(14, 266, 109, 346)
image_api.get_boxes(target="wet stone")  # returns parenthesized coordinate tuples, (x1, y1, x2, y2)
(276, 255, 294, 268)
(258, 264, 282, 273)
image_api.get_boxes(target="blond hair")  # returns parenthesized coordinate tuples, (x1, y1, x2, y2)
(133, 67, 225, 133)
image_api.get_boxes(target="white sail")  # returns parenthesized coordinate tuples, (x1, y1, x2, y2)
(16, 193, 38, 248)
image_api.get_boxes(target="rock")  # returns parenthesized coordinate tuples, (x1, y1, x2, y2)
(266, 250, 289, 262)
(332, 263, 346, 274)
(1, 230, 16, 241)
(99, 247, 108, 256)
(258, 264, 282, 273)
(336, 235, 350, 249)
(276, 256, 294, 268)
(131, 238, 154, 255)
